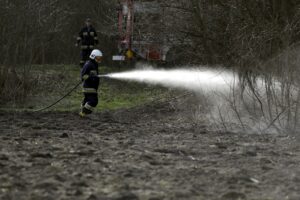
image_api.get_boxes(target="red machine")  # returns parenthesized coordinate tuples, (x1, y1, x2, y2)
(114, 0, 166, 62)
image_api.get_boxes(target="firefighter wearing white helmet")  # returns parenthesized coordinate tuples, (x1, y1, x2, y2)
(79, 49, 103, 117)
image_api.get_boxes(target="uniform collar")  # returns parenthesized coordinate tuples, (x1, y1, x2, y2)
(89, 59, 98, 65)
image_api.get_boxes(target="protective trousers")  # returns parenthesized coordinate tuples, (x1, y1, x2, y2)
(81, 93, 98, 114)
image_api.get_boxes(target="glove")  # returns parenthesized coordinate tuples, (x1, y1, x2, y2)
(82, 74, 89, 80)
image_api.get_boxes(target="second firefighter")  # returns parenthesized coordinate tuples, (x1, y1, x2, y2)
(76, 18, 99, 67)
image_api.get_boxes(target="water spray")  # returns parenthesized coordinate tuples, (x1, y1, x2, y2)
(97, 68, 286, 134)
(98, 68, 236, 93)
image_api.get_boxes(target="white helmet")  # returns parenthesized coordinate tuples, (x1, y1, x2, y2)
(90, 49, 103, 59)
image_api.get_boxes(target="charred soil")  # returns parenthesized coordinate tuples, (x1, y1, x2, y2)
(0, 102, 299, 200)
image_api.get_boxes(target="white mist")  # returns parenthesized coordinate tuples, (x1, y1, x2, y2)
(106, 68, 237, 92)
(103, 66, 293, 134)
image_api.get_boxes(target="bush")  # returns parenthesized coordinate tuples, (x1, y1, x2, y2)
(0, 66, 33, 106)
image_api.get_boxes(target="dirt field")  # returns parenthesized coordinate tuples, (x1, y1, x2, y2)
(0, 102, 299, 200)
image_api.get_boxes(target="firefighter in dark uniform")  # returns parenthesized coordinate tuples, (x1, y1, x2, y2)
(76, 18, 99, 67)
(79, 49, 102, 117)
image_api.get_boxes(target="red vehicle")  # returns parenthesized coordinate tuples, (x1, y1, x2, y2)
(113, 0, 167, 62)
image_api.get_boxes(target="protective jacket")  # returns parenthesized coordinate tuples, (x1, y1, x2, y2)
(81, 59, 99, 93)
(77, 26, 98, 50)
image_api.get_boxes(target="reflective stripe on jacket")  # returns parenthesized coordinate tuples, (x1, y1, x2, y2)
(82, 87, 97, 93)
(77, 26, 98, 47)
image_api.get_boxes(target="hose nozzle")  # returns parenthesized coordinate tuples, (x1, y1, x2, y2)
(98, 74, 109, 78)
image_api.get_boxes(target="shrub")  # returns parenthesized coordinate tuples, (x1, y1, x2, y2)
(0, 66, 33, 106)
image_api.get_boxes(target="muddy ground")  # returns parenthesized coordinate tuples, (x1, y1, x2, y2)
(0, 102, 299, 200)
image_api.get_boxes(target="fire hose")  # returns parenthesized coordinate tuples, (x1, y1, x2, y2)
(34, 80, 83, 112)
(34, 75, 108, 112)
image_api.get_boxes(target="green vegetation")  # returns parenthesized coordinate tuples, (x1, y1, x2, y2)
(0, 64, 169, 112)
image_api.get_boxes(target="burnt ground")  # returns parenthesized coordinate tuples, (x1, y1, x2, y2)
(0, 102, 299, 200)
